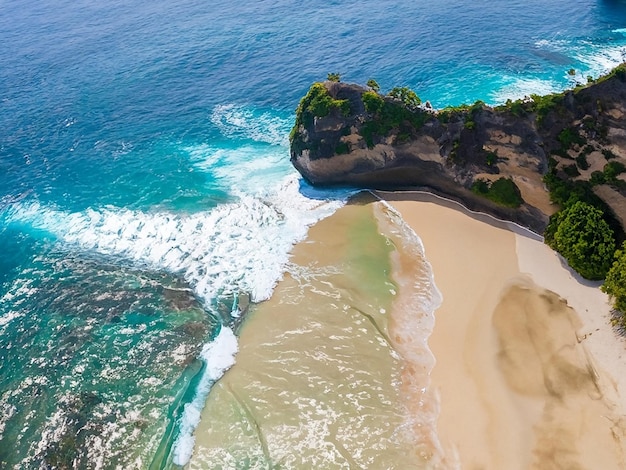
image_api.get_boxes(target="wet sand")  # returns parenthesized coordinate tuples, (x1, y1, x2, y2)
(385, 192, 626, 469)
(188, 201, 434, 468)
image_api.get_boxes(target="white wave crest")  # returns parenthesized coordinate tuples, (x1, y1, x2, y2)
(171, 325, 238, 466)
(490, 77, 562, 104)
(5, 173, 351, 464)
(6, 176, 345, 306)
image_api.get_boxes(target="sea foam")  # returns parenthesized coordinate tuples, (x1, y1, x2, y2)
(4, 175, 345, 306)
(171, 325, 238, 465)
(3, 172, 352, 466)
(210, 104, 290, 146)
(0, 96, 356, 466)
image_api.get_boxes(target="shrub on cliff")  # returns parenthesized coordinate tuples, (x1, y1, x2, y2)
(602, 243, 626, 313)
(359, 89, 429, 148)
(366, 79, 380, 92)
(545, 201, 615, 280)
(388, 86, 421, 109)
(290, 83, 350, 141)
(604, 161, 626, 182)
(362, 91, 384, 114)
(471, 177, 523, 208)
(327, 72, 341, 82)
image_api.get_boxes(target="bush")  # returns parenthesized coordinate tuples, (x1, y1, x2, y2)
(359, 95, 429, 148)
(604, 161, 626, 181)
(563, 164, 580, 177)
(529, 92, 564, 123)
(362, 91, 384, 114)
(471, 177, 523, 208)
(335, 142, 350, 155)
(472, 179, 490, 194)
(602, 149, 617, 160)
(485, 151, 498, 166)
(292, 83, 350, 133)
(366, 79, 380, 92)
(488, 178, 524, 207)
(590, 171, 606, 186)
(546, 201, 616, 280)
(576, 153, 590, 170)
(388, 86, 421, 109)
(558, 127, 585, 149)
(602, 243, 626, 313)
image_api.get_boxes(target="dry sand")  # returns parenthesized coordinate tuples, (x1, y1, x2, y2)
(383, 191, 626, 469)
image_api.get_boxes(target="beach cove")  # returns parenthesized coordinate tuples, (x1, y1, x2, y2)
(189, 192, 626, 469)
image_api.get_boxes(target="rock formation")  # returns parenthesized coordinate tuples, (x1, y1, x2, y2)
(290, 68, 626, 235)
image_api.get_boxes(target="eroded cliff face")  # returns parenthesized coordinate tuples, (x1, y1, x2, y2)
(290, 70, 626, 235)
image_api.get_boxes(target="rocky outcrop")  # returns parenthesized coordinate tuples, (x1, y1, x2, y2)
(290, 68, 626, 235)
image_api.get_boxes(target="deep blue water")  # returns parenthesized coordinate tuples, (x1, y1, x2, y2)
(1, 0, 626, 467)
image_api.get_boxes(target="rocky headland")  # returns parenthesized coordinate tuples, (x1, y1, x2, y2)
(289, 68, 626, 236)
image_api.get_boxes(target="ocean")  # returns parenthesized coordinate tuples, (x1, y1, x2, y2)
(1, 0, 625, 467)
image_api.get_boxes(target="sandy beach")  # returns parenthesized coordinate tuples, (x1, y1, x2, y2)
(383, 191, 626, 469)
(188, 192, 626, 469)
(189, 200, 426, 468)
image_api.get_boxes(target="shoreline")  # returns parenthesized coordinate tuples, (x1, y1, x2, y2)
(384, 191, 626, 468)
(186, 189, 626, 468)
(187, 202, 421, 468)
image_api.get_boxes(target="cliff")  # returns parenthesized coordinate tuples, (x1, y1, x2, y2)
(289, 68, 626, 235)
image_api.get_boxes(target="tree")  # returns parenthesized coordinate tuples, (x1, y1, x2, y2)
(547, 201, 616, 280)
(366, 79, 380, 92)
(327, 72, 341, 82)
(602, 243, 626, 313)
(388, 86, 421, 109)
(471, 177, 523, 207)
(362, 91, 384, 114)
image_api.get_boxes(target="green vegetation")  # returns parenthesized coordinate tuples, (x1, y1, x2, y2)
(603, 161, 626, 182)
(327, 72, 341, 82)
(584, 161, 626, 188)
(471, 177, 523, 208)
(497, 92, 564, 122)
(362, 91, 384, 114)
(594, 63, 626, 85)
(544, 169, 597, 207)
(558, 127, 585, 149)
(335, 141, 350, 155)
(563, 164, 580, 177)
(360, 87, 428, 148)
(590, 170, 606, 186)
(603, 149, 618, 160)
(388, 87, 421, 109)
(545, 201, 615, 280)
(602, 243, 626, 315)
(437, 100, 484, 125)
(576, 153, 589, 170)
(575, 145, 593, 170)
(290, 83, 351, 141)
(366, 79, 380, 92)
(485, 150, 498, 166)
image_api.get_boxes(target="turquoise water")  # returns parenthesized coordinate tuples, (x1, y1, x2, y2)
(1, 0, 626, 467)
